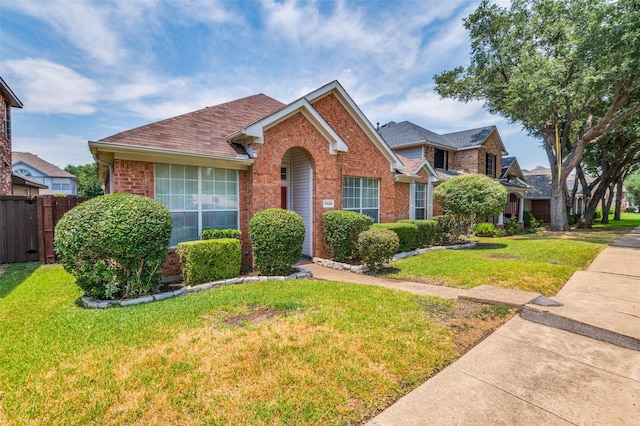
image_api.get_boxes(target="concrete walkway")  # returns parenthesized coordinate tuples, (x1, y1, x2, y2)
(305, 227, 640, 425)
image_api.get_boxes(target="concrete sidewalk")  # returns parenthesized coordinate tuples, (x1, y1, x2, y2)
(306, 227, 640, 424)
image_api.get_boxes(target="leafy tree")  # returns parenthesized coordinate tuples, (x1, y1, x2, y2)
(434, 174, 507, 229)
(434, 0, 640, 231)
(65, 163, 104, 197)
(626, 171, 640, 206)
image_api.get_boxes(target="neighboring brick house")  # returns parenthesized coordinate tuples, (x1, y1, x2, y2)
(89, 81, 437, 274)
(0, 76, 24, 195)
(12, 152, 78, 196)
(379, 121, 529, 226)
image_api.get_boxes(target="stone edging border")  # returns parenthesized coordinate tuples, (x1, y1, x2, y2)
(81, 266, 313, 309)
(312, 240, 477, 274)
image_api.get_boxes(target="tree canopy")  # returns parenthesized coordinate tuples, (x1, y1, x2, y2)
(64, 163, 103, 197)
(433, 174, 507, 220)
(434, 0, 640, 230)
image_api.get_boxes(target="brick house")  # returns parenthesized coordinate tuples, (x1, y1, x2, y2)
(89, 81, 437, 274)
(379, 121, 529, 226)
(0, 76, 24, 195)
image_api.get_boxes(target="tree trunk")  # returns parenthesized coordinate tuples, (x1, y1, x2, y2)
(614, 180, 623, 220)
(550, 183, 570, 231)
(602, 185, 615, 224)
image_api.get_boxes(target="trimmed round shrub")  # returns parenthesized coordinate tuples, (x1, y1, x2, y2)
(54, 193, 172, 300)
(371, 222, 417, 253)
(249, 208, 305, 276)
(357, 228, 399, 273)
(434, 174, 507, 221)
(322, 210, 373, 262)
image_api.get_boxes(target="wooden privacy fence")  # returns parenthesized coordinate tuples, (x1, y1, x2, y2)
(0, 195, 88, 264)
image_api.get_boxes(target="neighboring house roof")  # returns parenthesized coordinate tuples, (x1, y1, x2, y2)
(379, 121, 450, 149)
(524, 174, 552, 199)
(380, 121, 508, 155)
(12, 152, 76, 178)
(0, 76, 23, 108)
(11, 173, 48, 188)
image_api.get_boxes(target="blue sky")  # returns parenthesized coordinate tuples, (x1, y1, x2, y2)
(1, 0, 549, 171)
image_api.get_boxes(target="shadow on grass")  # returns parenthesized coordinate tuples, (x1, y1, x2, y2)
(469, 242, 508, 250)
(0, 262, 40, 299)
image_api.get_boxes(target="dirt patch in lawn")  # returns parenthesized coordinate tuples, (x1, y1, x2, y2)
(420, 299, 515, 355)
(205, 306, 287, 327)
(484, 253, 521, 259)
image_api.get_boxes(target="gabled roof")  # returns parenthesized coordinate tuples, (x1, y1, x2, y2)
(379, 121, 450, 149)
(12, 152, 76, 178)
(0, 76, 23, 108)
(380, 121, 508, 155)
(395, 154, 437, 182)
(501, 156, 525, 180)
(11, 173, 48, 188)
(97, 94, 285, 159)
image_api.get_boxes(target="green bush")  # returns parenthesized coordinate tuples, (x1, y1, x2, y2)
(177, 238, 241, 286)
(523, 211, 542, 228)
(54, 193, 172, 300)
(504, 220, 519, 236)
(322, 210, 373, 262)
(372, 222, 417, 253)
(202, 228, 241, 240)
(568, 213, 580, 226)
(433, 215, 464, 245)
(249, 208, 305, 276)
(594, 209, 603, 220)
(473, 222, 496, 236)
(357, 228, 400, 273)
(397, 219, 438, 248)
(434, 174, 507, 220)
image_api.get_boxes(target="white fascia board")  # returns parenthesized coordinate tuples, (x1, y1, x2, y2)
(306, 81, 404, 172)
(88, 140, 254, 170)
(230, 98, 348, 155)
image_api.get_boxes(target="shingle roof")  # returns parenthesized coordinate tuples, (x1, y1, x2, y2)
(501, 157, 515, 177)
(12, 152, 76, 178)
(100, 94, 285, 158)
(379, 121, 450, 148)
(440, 126, 497, 149)
(524, 174, 552, 199)
(0, 76, 23, 108)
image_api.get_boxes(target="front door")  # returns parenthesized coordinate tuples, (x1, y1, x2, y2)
(282, 148, 313, 257)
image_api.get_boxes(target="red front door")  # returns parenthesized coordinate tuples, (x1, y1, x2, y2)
(281, 187, 287, 209)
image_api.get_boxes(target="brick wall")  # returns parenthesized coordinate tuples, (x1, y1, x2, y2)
(452, 149, 480, 174)
(112, 159, 154, 196)
(0, 100, 11, 195)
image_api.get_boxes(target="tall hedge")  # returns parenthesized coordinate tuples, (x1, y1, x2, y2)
(54, 193, 172, 300)
(177, 238, 241, 286)
(371, 222, 417, 253)
(322, 210, 373, 262)
(249, 208, 305, 276)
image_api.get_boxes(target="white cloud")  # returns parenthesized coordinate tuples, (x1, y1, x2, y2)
(3, 58, 101, 115)
(13, 134, 95, 168)
(6, 1, 125, 66)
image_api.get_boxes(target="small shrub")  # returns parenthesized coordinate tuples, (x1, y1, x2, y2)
(503, 220, 519, 236)
(372, 222, 417, 253)
(54, 193, 172, 300)
(433, 215, 464, 245)
(568, 213, 580, 226)
(523, 211, 542, 228)
(594, 209, 603, 220)
(249, 208, 305, 276)
(177, 238, 241, 286)
(397, 219, 438, 248)
(357, 228, 399, 273)
(322, 210, 373, 262)
(473, 222, 496, 236)
(202, 228, 241, 240)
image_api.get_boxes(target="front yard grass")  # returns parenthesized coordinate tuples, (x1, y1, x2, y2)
(0, 263, 465, 425)
(386, 213, 640, 296)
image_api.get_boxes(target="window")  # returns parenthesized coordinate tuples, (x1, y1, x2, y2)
(155, 164, 239, 246)
(51, 177, 71, 190)
(434, 148, 447, 169)
(414, 183, 426, 220)
(15, 168, 31, 177)
(343, 177, 379, 222)
(486, 153, 496, 177)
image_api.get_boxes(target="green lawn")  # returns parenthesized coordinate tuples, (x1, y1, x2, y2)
(0, 263, 457, 425)
(386, 213, 640, 296)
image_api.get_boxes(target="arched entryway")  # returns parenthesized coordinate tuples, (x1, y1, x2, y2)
(281, 147, 313, 257)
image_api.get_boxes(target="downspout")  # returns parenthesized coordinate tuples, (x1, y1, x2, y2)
(94, 156, 113, 194)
